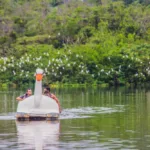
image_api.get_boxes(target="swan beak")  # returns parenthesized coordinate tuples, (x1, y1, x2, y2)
(36, 74, 43, 81)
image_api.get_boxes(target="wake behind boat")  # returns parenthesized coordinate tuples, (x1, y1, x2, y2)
(16, 68, 60, 121)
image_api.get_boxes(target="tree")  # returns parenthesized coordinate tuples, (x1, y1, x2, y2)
(123, 0, 134, 5)
(139, 0, 150, 4)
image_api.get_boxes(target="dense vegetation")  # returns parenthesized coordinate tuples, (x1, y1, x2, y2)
(0, 0, 150, 89)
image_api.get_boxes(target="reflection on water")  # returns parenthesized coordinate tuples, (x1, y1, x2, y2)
(1, 87, 150, 149)
(16, 121, 60, 150)
(0, 91, 17, 114)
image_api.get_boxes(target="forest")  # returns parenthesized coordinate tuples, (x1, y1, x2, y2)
(0, 0, 150, 89)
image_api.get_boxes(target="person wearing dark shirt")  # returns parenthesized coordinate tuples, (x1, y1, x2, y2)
(16, 89, 32, 101)
(43, 87, 61, 113)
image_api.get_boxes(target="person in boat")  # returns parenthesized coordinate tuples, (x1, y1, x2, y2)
(43, 87, 61, 113)
(16, 89, 32, 101)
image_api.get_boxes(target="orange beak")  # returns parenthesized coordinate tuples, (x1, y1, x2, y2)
(36, 74, 43, 81)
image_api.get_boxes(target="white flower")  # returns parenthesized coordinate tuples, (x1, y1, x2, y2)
(48, 60, 51, 65)
(45, 68, 47, 72)
(13, 70, 16, 75)
(3, 66, 6, 71)
(86, 70, 89, 73)
(119, 65, 121, 69)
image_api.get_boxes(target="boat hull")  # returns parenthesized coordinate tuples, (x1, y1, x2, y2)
(16, 95, 59, 121)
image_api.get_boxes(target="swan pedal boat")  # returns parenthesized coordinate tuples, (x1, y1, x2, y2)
(16, 69, 60, 121)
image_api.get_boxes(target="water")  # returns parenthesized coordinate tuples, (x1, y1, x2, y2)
(0, 87, 150, 149)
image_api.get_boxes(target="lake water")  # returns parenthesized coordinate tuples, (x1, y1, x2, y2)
(0, 86, 150, 150)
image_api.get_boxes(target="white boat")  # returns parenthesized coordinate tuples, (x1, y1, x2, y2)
(16, 68, 60, 121)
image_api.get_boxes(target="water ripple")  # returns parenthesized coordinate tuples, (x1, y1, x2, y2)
(0, 105, 125, 120)
(60, 106, 124, 119)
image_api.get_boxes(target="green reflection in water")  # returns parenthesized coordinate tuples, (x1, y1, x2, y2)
(0, 87, 150, 149)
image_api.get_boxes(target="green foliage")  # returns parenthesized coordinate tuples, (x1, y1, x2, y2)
(0, 0, 150, 87)
(123, 0, 134, 5)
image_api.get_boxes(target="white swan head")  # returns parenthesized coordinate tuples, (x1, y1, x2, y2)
(36, 68, 44, 74)
(35, 68, 44, 81)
